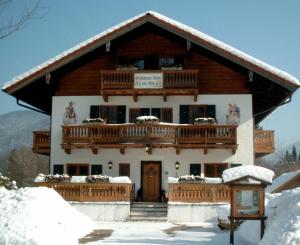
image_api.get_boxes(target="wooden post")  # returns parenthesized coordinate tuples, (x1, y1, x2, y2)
(230, 217, 234, 245)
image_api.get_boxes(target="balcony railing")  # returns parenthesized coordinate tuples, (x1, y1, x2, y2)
(254, 130, 275, 157)
(168, 183, 231, 203)
(61, 124, 237, 154)
(32, 131, 50, 155)
(100, 70, 198, 90)
(34, 182, 133, 202)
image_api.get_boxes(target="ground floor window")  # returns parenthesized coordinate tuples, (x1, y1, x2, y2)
(119, 163, 130, 177)
(91, 165, 102, 175)
(204, 163, 228, 178)
(53, 164, 64, 175)
(67, 164, 89, 176)
(190, 163, 201, 176)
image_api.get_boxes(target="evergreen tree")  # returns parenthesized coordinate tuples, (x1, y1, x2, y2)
(292, 146, 297, 161)
(285, 150, 289, 161)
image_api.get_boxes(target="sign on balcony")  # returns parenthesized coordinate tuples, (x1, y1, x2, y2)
(134, 73, 163, 89)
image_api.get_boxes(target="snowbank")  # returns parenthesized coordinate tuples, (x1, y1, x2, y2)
(109, 176, 132, 183)
(168, 177, 179, 183)
(0, 187, 96, 245)
(222, 165, 274, 184)
(237, 188, 300, 245)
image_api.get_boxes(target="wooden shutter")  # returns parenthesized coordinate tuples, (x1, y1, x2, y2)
(206, 105, 216, 119)
(90, 105, 100, 118)
(91, 165, 102, 175)
(129, 108, 141, 123)
(190, 164, 201, 176)
(151, 108, 161, 119)
(119, 163, 130, 177)
(161, 108, 173, 123)
(180, 105, 189, 124)
(117, 106, 126, 123)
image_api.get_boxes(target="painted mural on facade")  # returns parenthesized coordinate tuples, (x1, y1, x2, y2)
(63, 101, 77, 124)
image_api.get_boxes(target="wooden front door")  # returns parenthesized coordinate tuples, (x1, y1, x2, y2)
(142, 161, 161, 202)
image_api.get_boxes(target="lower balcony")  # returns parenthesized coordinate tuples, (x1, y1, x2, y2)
(61, 124, 238, 155)
(32, 131, 51, 155)
(254, 130, 275, 158)
(34, 182, 133, 202)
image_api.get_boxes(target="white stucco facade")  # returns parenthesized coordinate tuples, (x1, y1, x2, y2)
(51, 94, 253, 193)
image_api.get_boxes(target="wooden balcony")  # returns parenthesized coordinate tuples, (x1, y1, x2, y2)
(34, 182, 133, 202)
(168, 183, 231, 203)
(100, 69, 199, 102)
(32, 131, 51, 155)
(254, 130, 275, 158)
(61, 124, 238, 155)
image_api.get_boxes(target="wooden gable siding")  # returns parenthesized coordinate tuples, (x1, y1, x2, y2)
(55, 23, 248, 96)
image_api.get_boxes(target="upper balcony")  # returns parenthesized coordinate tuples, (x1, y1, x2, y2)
(254, 130, 275, 158)
(61, 123, 237, 155)
(100, 69, 199, 102)
(32, 131, 51, 155)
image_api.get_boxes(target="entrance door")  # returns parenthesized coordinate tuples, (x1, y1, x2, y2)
(142, 161, 161, 202)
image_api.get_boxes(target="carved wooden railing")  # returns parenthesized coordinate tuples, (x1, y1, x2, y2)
(32, 131, 50, 154)
(254, 130, 275, 157)
(62, 124, 237, 147)
(34, 182, 133, 202)
(177, 125, 237, 145)
(168, 183, 231, 203)
(100, 70, 198, 89)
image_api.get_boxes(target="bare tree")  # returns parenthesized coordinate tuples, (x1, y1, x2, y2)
(0, 0, 40, 39)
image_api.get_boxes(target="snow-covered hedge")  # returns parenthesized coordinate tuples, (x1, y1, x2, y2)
(0, 173, 17, 190)
(86, 175, 109, 183)
(178, 175, 204, 183)
(136, 115, 160, 124)
(82, 117, 105, 124)
(44, 174, 71, 183)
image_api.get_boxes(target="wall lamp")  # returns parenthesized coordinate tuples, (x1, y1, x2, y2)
(108, 161, 113, 170)
(175, 161, 180, 170)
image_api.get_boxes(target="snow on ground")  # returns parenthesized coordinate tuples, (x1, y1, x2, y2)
(237, 188, 300, 245)
(222, 165, 274, 184)
(0, 187, 96, 245)
(86, 222, 249, 245)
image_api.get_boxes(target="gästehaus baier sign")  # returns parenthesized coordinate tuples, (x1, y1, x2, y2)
(134, 73, 163, 89)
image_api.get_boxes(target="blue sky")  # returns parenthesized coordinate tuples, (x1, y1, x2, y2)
(0, 0, 299, 145)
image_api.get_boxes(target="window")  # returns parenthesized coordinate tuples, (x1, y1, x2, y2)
(129, 108, 173, 123)
(90, 105, 126, 124)
(53, 165, 64, 175)
(180, 105, 216, 124)
(159, 56, 183, 68)
(119, 163, 130, 177)
(190, 164, 201, 176)
(204, 163, 228, 178)
(67, 164, 89, 176)
(91, 165, 102, 175)
(118, 56, 145, 70)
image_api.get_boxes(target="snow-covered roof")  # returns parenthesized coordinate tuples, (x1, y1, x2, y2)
(266, 170, 300, 193)
(2, 11, 299, 93)
(222, 165, 274, 184)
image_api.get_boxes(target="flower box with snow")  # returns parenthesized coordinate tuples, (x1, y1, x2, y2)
(0, 173, 17, 190)
(178, 175, 204, 183)
(44, 174, 71, 183)
(135, 115, 160, 124)
(194, 117, 216, 125)
(85, 175, 110, 183)
(82, 118, 105, 124)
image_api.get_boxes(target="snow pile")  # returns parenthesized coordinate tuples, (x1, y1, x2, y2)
(216, 204, 230, 221)
(168, 177, 179, 183)
(222, 165, 274, 184)
(237, 188, 300, 245)
(0, 173, 17, 190)
(0, 187, 96, 245)
(266, 170, 300, 193)
(109, 176, 132, 184)
(205, 177, 222, 184)
(71, 176, 88, 183)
